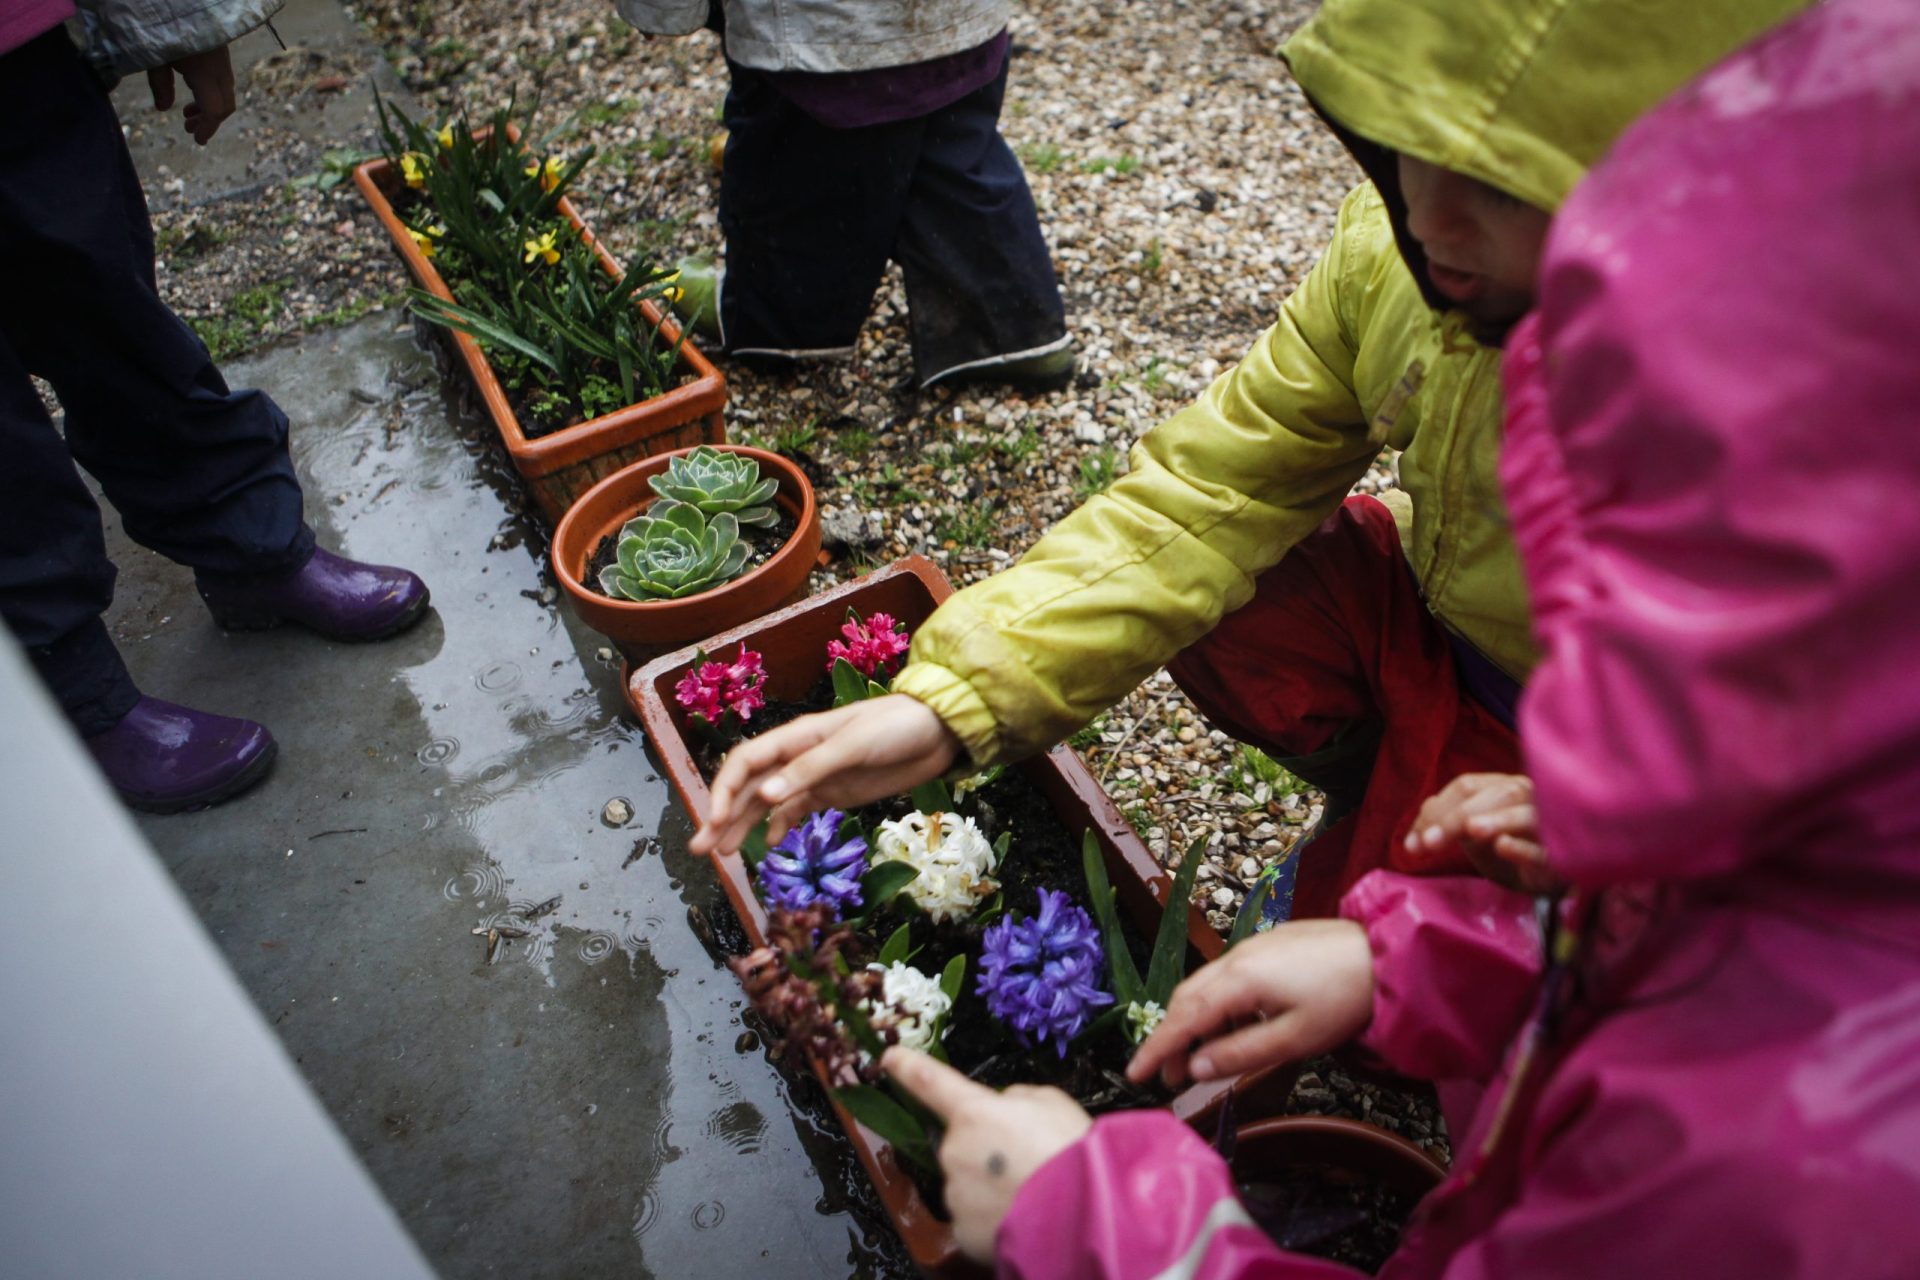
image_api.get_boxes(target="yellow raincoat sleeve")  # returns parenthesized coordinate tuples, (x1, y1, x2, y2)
(892, 187, 1387, 767)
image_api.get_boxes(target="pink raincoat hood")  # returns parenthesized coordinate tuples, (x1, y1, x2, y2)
(1503, 3, 1920, 926)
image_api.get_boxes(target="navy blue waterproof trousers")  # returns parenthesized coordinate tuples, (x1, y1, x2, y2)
(0, 30, 312, 734)
(718, 58, 1068, 387)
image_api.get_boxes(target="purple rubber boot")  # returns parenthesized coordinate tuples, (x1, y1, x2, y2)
(86, 696, 277, 814)
(196, 547, 430, 641)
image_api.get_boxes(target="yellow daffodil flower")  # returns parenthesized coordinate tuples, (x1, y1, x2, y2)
(399, 151, 427, 188)
(523, 156, 566, 192)
(407, 226, 441, 259)
(660, 270, 684, 303)
(523, 230, 561, 266)
(436, 124, 456, 150)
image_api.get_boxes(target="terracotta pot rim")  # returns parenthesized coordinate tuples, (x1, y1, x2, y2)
(1231, 1113, 1450, 1195)
(550, 444, 816, 618)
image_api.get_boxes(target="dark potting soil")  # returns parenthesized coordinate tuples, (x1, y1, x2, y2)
(585, 502, 800, 600)
(1238, 1165, 1414, 1273)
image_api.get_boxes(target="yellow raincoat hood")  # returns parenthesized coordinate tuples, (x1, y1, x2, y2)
(1284, 0, 1809, 316)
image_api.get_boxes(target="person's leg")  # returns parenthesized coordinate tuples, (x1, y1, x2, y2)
(0, 31, 312, 583)
(0, 337, 138, 736)
(714, 61, 916, 361)
(1169, 495, 1521, 920)
(893, 59, 1071, 390)
(0, 327, 276, 813)
(0, 31, 425, 645)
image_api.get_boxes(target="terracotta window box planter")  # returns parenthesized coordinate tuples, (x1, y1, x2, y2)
(353, 125, 727, 525)
(552, 445, 821, 665)
(628, 556, 1296, 1277)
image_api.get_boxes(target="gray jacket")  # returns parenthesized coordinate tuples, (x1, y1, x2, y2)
(74, 0, 283, 78)
(613, 0, 1010, 74)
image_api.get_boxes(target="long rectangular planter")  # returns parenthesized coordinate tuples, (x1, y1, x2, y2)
(630, 556, 1296, 1277)
(353, 126, 726, 525)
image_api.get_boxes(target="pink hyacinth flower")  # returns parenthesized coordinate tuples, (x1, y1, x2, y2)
(824, 611, 912, 679)
(675, 649, 765, 726)
(723, 649, 768, 720)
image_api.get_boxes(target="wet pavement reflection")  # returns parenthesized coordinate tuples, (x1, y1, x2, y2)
(100, 317, 911, 1278)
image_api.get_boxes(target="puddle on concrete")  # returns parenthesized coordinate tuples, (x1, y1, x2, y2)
(106, 317, 911, 1278)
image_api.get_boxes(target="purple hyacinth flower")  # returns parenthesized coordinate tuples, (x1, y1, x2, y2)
(757, 809, 868, 919)
(976, 888, 1115, 1056)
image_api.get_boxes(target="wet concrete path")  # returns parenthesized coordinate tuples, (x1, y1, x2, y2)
(100, 318, 905, 1278)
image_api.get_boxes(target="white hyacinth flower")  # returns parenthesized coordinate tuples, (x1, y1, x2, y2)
(1125, 999, 1167, 1045)
(861, 961, 953, 1055)
(872, 810, 1001, 923)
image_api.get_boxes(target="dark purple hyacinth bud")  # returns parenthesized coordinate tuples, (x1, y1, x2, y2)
(757, 809, 868, 919)
(976, 888, 1115, 1056)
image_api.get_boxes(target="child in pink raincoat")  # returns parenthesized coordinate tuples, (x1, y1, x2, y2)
(883, 0, 1920, 1273)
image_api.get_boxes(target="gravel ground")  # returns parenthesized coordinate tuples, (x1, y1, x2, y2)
(157, 0, 1442, 1162)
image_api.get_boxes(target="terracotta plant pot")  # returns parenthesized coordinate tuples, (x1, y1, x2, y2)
(628, 556, 1297, 1278)
(353, 125, 727, 525)
(552, 445, 821, 664)
(1231, 1115, 1447, 1196)
(1227, 1115, 1447, 1266)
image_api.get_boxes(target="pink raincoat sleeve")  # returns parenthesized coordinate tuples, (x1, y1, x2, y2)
(1340, 872, 1540, 1084)
(997, 1111, 1363, 1280)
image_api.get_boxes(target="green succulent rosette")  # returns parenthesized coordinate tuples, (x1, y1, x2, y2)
(648, 446, 779, 528)
(599, 498, 751, 601)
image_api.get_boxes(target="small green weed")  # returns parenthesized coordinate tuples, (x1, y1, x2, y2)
(192, 279, 289, 361)
(933, 502, 999, 548)
(647, 133, 677, 161)
(770, 417, 820, 457)
(1141, 237, 1164, 274)
(155, 220, 232, 264)
(936, 437, 987, 468)
(1073, 446, 1121, 499)
(1081, 155, 1141, 176)
(1234, 744, 1304, 798)
(1020, 142, 1065, 174)
(305, 289, 405, 333)
(289, 148, 375, 193)
(575, 98, 637, 128)
(836, 426, 875, 457)
(1067, 713, 1110, 751)
(1139, 357, 1174, 396)
(995, 422, 1042, 462)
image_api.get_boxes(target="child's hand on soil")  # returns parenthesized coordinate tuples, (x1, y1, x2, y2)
(1404, 772, 1563, 893)
(692, 694, 963, 856)
(883, 1047, 1092, 1264)
(1126, 919, 1375, 1089)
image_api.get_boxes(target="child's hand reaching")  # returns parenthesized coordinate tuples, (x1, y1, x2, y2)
(1405, 772, 1562, 893)
(1124, 920, 1376, 1089)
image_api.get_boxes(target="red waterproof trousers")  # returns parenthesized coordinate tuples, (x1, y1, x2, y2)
(1168, 496, 1521, 919)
